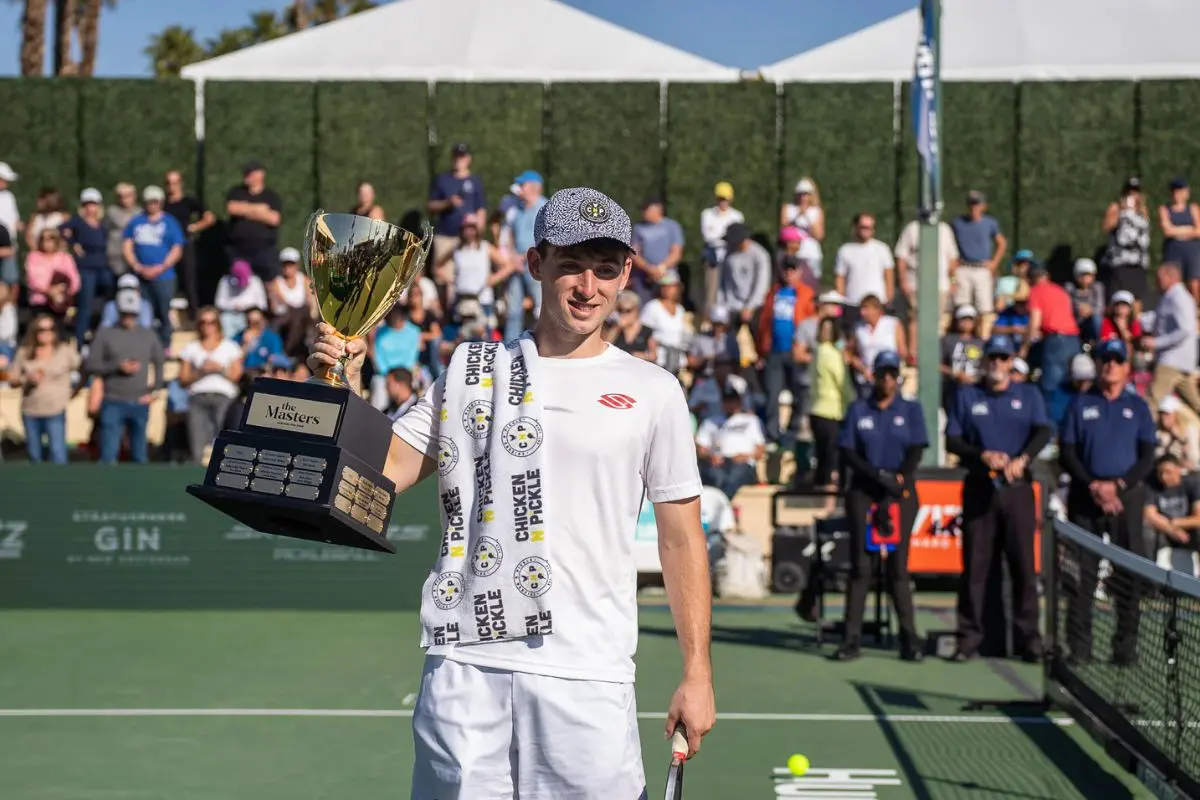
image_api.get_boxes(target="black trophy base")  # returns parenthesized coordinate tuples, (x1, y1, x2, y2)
(186, 429, 397, 554)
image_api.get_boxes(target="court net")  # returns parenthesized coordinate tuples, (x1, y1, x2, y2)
(1045, 519, 1200, 800)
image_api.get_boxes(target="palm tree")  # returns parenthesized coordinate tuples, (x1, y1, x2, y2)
(53, 0, 78, 75)
(76, 0, 114, 77)
(144, 24, 205, 78)
(20, 0, 48, 76)
(205, 27, 255, 58)
(247, 9, 284, 43)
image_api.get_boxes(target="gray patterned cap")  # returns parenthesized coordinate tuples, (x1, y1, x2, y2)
(533, 187, 632, 249)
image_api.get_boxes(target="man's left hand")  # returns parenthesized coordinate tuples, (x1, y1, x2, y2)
(664, 676, 715, 760)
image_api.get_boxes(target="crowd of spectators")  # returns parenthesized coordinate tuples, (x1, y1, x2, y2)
(4, 144, 1200, 573)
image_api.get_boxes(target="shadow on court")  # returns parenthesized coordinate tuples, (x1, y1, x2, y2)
(853, 682, 1138, 800)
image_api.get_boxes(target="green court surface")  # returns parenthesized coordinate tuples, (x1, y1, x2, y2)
(0, 601, 1155, 799)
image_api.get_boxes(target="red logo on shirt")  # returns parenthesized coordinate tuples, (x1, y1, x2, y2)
(598, 393, 637, 409)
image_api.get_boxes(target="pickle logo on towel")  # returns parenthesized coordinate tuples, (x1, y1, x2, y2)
(432, 572, 464, 610)
(514, 556, 552, 598)
(462, 400, 494, 439)
(502, 418, 543, 458)
(437, 437, 459, 476)
(472, 536, 503, 578)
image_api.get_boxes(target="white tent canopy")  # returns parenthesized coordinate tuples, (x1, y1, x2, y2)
(181, 0, 740, 83)
(761, 0, 1200, 83)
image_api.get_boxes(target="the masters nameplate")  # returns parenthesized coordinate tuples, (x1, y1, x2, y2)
(245, 393, 341, 438)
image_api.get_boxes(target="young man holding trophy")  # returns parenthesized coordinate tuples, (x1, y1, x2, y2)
(307, 187, 715, 799)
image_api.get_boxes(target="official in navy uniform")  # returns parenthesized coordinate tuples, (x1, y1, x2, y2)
(1058, 338, 1157, 666)
(832, 350, 928, 661)
(945, 335, 1052, 662)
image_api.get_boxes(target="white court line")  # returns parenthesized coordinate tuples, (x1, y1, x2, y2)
(0, 709, 1073, 725)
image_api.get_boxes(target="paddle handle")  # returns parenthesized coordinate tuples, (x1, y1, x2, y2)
(670, 728, 688, 759)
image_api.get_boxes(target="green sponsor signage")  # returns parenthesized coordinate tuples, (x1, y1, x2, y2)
(0, 466, 441, 610)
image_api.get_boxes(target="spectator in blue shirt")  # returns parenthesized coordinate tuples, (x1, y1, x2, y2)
(427, 142, 487, 283)
(503, 170, 548, 341)
(233, 306, 285, 371)
(631, 198, 684, 305)
(370, 304, 421, 409)
(122, 185, 184, 350)
(950, 191, 1007, 332)
(60, 187, 112, 346)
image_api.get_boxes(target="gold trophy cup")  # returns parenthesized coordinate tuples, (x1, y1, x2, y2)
(304, 210, 433, 387)
(186, 211, 433, 553)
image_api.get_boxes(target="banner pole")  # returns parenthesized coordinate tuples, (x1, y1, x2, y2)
(915, 0, 944, 466)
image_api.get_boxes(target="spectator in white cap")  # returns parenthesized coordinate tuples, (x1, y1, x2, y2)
(0, 162, 19, 289)
(60, 187, 111, 347)
(99, 273, 153, 330)
(940, 304, 984, 410)
(267, 246, 317, 359)
(1012, 357, 1029, 382)
(687, 303, 739, 375)
(780, 177, 825, 277)
(641, 270, 688, 375)
(1064, 353, 1096, 413)
(123, 184, 185, 352)
(1156, 394, 1200, 471)
(1100, 289, 1143, 354)
(1065, 257, 1104, 346)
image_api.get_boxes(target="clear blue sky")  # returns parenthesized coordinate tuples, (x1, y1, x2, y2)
(0, 0, 914, 77)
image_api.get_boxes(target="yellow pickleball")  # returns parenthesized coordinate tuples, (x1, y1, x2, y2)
(787, 754, 810, 776)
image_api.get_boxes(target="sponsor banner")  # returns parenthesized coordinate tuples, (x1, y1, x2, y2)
(907, 477, 1043, 575)
(0, 466, 441, 610)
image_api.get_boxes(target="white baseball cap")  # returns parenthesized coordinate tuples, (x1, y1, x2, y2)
(817, 290, 846, 305)
(1013, 357, 1030, 375)
(795, 178, 815, 195)
(279, 247, 301, 263)
(709, 305, 730, 325)
(143, 185, 165, 202)
(955, 305, 978, 319)
(116, 288, 142, 315)
(80, 187, 102, 204)
(1070, 354, 1096, 381)
(1160, 395, 1183, 414)
(0, 162, 17, 181)
(1074, 258, 1097, 275)
(116, 273, 140, 290)
(1111, 290, 1135, 307)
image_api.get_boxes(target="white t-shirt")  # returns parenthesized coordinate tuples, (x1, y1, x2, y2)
(179, 339, 242, 397)
(214, 275, 269, 313)
(700, 205, 745, 255)
(834, 239, 894, 305)
(392, 343, 702, 683)
(452, 243, 494, 304)
(783, 204, 823, 244)
(0, 190, 19, 242)
(640, 299, 687, 353)
(854, 316, 902, 377)
(893, 220, 959, 294)
(695, 412, 765, 460)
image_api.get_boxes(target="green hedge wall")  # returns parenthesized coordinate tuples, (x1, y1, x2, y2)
(80, 79, 196, 202)
(1137, 80, 1200, 262)
(432, 83, 545, 222)
(0, 79, 81, 232)
(315, 82, 431, 235)
(1017, 81, 1137, 280)
(898, 82, 1018, 258)
(783, 82, 899, 279)
(547, 83, 661, 216)
(666, 82, 778, 294)
(202, 81, 317, 252)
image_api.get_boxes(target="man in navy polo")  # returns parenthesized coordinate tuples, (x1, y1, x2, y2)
(946, 334, 1051, 663)
(833, 350, 929, 662)
(1059, 338, 1156, 667)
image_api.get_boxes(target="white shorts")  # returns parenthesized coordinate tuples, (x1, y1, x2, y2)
(411, 655, 647, 800)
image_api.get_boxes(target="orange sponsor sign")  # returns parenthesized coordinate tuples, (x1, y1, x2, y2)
(906, 478, 1043, 575)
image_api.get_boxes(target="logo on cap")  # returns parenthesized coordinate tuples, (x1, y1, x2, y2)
(580, 199, 609, 224)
